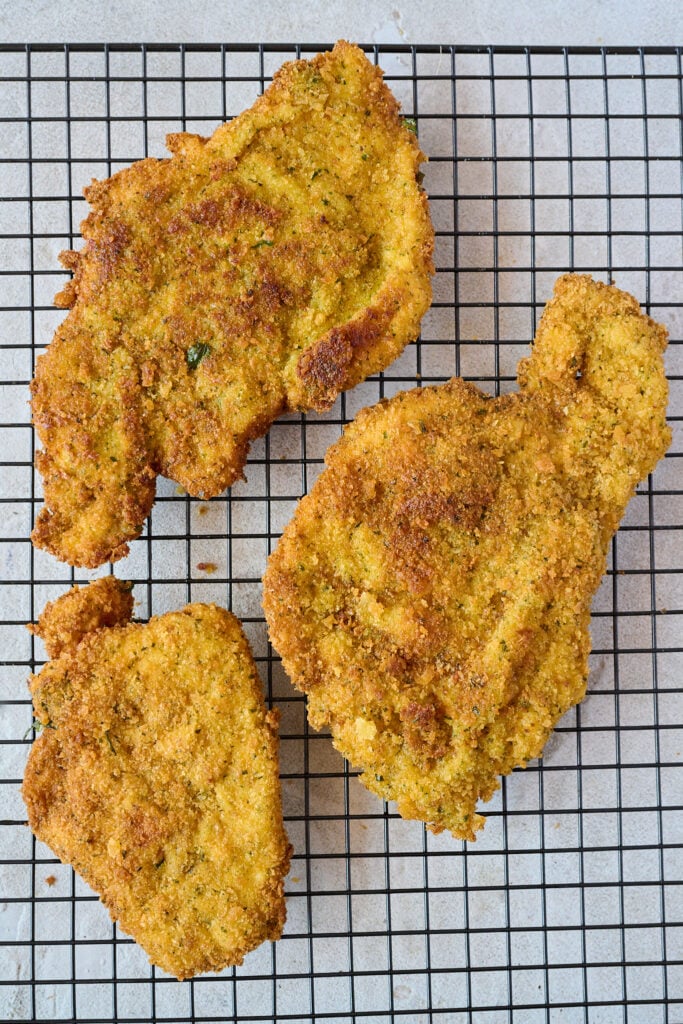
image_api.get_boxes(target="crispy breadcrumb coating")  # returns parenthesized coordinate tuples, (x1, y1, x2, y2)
(23, 582, 292, 978)
(263, 275, 671, 841)
(31, 41, 433, 568)
(28, 576, 134, 658)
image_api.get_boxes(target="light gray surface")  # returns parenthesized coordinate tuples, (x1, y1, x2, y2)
(2, 0, 682, 45)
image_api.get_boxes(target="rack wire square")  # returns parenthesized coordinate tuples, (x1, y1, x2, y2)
(0, 42, 681, 1024)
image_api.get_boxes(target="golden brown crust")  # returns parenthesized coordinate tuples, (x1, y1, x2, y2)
(31, 40, 434, 567)
(23, 587, 292, 978)
(28, 576, 134, 658)
(263, 274, 671, 841)
(295, 287, 402, 410)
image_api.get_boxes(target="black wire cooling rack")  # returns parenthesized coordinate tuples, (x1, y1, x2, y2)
(0, 42, 681, 1024)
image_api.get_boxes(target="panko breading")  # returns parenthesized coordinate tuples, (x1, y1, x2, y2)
(31, 40, 434, 568)
(23, 581, 292, 978)
(28, 575, 134, 658)
(263, 275, 671, 841)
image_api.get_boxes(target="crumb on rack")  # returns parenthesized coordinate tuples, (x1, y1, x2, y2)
(197, 562, 218, 574)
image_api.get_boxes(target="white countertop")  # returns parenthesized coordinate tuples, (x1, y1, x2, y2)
(3, 0, 681, 46)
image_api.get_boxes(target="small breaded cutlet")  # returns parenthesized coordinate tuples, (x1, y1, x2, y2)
(263, 275, 670, 841)
(31, 40, 434, 568)
(23, 581, 291, 978)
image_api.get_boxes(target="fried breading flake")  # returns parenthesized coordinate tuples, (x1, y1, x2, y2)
(31, 40, 434, 568)
(28, 575, 134, 658)
(263, 275, 671, 841)
(23, 581, 292, 978)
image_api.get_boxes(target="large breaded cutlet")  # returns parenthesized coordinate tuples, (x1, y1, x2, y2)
(23, 577, 292, 979)
(31, 41, 434, 568)
(263, 275, 670, 841)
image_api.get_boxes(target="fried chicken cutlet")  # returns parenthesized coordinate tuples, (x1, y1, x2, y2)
(23, 578, 292, 978)
(31, 41, 434, 568)
(263, 275, 671, 841)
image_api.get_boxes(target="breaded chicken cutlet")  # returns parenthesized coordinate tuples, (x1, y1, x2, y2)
(23, 578, 292, 979)
(263, 275, 671, 841)
(31, 41, 434, 568)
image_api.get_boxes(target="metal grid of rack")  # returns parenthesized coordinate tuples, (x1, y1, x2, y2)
(0, 43, 681, 1024)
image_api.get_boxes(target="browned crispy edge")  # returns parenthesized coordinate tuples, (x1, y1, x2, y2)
(28, 576, 134, 658)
